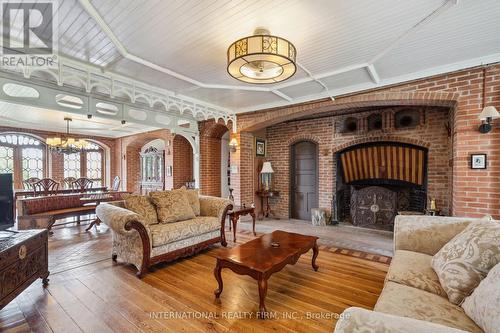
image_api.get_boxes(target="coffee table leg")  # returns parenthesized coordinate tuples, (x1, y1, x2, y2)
(312, 241, 319, 271)
(214, 260, 223, 298)
(250, 211, 256, 236)
(257, 277, 268, 318)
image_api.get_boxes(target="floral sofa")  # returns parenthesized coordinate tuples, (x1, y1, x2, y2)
(335, 215, 500, 333)
(96, 192, 232, 277)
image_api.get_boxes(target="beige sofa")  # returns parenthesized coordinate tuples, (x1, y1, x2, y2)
(335, 215, 495, 333)
(96, 195, 232, 277)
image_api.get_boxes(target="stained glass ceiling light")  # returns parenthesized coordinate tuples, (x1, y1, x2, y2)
(227, 28, 297, 84)
(46, 117, 89, 154)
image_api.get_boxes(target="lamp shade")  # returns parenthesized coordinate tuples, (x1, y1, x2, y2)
(479, 106, 500, 120)
(260, 162, 274, 174)
(229, 138, 238, 147)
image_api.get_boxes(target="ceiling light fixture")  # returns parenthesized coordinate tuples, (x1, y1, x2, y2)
(46, 117, 90, 154)
(227, 28, 296, 84)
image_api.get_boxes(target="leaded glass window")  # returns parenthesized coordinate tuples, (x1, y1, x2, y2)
(21, 147, 44, 180)
(0, 133, 46, 188)
(64, 153, 81, 178)
(0, 146, 14, 174)
(86, 150, 102, 187)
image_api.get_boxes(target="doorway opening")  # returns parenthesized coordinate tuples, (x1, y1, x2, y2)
(290, 141, 319, 220)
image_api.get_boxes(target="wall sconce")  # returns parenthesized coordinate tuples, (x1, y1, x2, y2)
(478, 67, 499, 134)
(229, 138, 238, 152)
(479, 106, 500, 133)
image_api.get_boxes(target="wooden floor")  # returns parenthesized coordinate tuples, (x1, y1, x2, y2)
(0, 223, 389, 333)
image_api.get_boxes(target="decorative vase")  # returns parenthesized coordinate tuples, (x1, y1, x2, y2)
(228, 188, 234, 202)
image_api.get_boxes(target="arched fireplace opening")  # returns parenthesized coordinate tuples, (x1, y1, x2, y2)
(335, 142, 428, 230)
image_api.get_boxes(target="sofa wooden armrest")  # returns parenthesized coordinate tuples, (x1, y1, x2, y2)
(334, 307, 468, 333)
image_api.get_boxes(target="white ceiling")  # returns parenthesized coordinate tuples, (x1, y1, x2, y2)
(4, 0, 500, 114)
(0, 101, 159, 137)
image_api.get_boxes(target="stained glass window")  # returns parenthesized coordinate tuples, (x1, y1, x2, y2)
(21, 147, 44, 180)
(86, 150, 102, 187)
(0, 133, 46, 187)
(64, 153, 81, 178)
(0, 146, 14, 174)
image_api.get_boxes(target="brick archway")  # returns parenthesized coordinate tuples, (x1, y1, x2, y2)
(237, 91, 459, 132)
(333, 135, 431, 153)
(286, 134, 321, 147)
(199, 120, 231, 196)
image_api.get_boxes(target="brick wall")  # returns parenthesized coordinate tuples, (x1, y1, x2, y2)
(172, 134, 193, 189)
(229, 63, 500, 219)
(265, 106, 451, 218)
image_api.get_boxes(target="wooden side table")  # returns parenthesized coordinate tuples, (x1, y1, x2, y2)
(255, 190, 280, 220)
(227, 206, 256, 242)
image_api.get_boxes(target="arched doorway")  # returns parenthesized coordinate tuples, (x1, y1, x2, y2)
(199, 120, 230, 197)
(290, 141, 318, 220)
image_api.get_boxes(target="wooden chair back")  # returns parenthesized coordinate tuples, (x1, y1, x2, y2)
(72, 177, 93, 191)
(33, 178, 59, 196)
(23, 177, 40, 190)
(63, 177, 77, 189)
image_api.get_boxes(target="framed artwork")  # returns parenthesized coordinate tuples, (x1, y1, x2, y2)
(255, 138, 266, 157)
(166, 165, 173, 177)
(471, 154, 487, 169)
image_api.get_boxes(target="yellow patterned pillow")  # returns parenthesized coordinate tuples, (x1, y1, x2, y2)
(123, 194, 158, 225)
(180, 186, 200, 216)
(431, 221, 500, 305)
(150, 189, 196, 223)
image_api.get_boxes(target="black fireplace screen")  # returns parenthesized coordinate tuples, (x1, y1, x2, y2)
(335, 142, 428, 229)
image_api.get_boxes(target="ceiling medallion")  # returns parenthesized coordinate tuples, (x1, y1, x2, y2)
(227, 28, 297, 84)
(46, 117, 90, 154)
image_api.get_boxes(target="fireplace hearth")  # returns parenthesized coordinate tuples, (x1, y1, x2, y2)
(336, 142, 428, 230)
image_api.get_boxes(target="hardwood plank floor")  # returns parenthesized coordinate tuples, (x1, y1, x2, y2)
(1, 223, 389, 333)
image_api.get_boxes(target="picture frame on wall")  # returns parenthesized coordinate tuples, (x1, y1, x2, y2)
(255, 138, 266, 157)
(166, 165, 173, 177)
(471, 154, 487, 169)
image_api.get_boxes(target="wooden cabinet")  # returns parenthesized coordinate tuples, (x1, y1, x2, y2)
(140, 146, 165, 195)
(0, 230, 49, 309)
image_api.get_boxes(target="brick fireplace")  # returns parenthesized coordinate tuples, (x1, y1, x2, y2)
(258, 105, 453, 222)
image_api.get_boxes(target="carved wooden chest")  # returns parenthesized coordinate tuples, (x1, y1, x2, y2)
(0, 229, 49, 309)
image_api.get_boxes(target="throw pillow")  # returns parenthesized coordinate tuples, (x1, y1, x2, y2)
(462, 263, 500, 333)
(431, 221, 500, 305)
(180, 186, 200, 216)
(150, 189, 196, 223)
(123, 194, 158, 225)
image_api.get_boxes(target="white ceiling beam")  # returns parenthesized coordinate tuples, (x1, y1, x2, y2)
(236, 52, 500, 113)
(76, 0, 368, 97)
(370, 0, 459, 64)
(366, 64, 380, 84)
(272, 90, 293, 102)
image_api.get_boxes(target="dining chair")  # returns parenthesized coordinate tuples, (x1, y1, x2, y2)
(63, 177, 77, 190)
(72, 177, 93, 192)
(33, 178, 59, 196)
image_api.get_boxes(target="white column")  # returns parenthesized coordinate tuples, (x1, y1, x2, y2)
(193, 135, 200, 189)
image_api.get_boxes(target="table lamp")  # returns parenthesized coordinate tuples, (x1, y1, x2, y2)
(260, 162, 274, 191)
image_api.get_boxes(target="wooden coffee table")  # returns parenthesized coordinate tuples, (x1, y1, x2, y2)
(214, 230, 319, 318)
